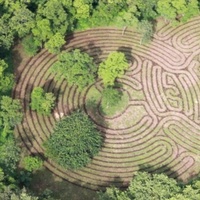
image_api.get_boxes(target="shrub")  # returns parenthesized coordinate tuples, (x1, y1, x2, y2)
(30, 87, 55, 115)
(98, 51, 129, 87)
(43, 110, 103, 169)
(101, 87, 122, 108)
(22, 35, 41, 56)
(23, 156, 43, 172)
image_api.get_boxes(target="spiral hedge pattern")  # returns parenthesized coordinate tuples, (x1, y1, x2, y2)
(14, 16, 200, 190)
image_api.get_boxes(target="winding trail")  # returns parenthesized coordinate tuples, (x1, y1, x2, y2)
(13, 16, 200, 190)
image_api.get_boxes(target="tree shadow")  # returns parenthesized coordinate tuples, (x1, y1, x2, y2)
(138, 163, 179, 180)
(86, 42, 103, 64)
(42, 79, 62, 103)
(117, 46, 133, 62)
(29, 168, 98, 200)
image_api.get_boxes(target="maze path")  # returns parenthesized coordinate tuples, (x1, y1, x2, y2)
(13, 16, 200, 190)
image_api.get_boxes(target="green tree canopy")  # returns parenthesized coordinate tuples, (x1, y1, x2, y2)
(138, 20, 153, 44)
(10, 6, 35, 38)
(0, 59, 14, 93)
(30, 87, 55, 115)
(98, 172, 180, 200)
(44, 32, 65, 54)
(49, 49, 97, 89)
(0, 96, 22, 141)
(23, 156, 43, 172)
(157, 0, 199, 24)
(98, 51, 129, 87)
(101, 87, 122, 108)
(43, 110, 103, 169)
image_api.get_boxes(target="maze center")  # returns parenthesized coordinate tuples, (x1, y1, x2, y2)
(14, 16, 200, 190)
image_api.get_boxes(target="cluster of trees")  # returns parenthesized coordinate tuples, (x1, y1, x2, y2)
(44, 110, 102, 169)
(0, 0, 199, 56)
(99, 171, 200, 200)
(49, 49, 97, 89)
(0, 0, 199, 199)
(49, 50, 128, 111)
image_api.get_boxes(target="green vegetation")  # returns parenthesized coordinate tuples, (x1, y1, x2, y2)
(1, 0, 200, 199)
(98, 171, 200, 200)
(30, 87, 55, 115)
(44, 110, 102, 170)
(101, 88, 129, 116)
(0, 59, 14, 93)
(22, 35, 41, 56)
(101, 87, 122, 108)
(138, 20, 154, 44)
(49, 49, 97, 89)
(98, 52, 129, 87)
(23, 156, 43, 172)
(44, 33, 65, 54)
(0, 96, 22, 142)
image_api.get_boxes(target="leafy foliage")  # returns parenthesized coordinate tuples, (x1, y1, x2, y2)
(30, 87, 55, 115)
(98, 51, 129, 87)
(22, 35, 41, 57)
(44, 33, 65, 54)
(157, 0, 199, 24)
(138, 20, 154, 44)
(98, 172, 180, 200)
(0, 14, 14, 50)
(98, 171, 200, 200)
(23, 156, 43, 172)
(0, 96, 22, 141)
(10, 6, 35, 38)
(49, 49, 97, 89)
(0, 137, 20, 175)
(44, 110, 102, 169)
(101, 87, 122, 108)
(0, 59, 14, 94)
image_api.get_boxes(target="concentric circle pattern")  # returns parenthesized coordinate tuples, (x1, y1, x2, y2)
(14, 16, 200, 190)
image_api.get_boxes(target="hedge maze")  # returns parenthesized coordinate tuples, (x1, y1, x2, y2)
(14, 16, 200, 190)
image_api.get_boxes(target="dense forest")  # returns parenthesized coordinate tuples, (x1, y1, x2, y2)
(0, 0, 200, 199)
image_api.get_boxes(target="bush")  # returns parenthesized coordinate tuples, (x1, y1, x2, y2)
(98, 51, 129, 87)
(101, 87, 122, 108)
(43, 110, 103, 169)
(30, 87, 55, 115)
(138, 20, 153, 44)
(22, 35, 41, 56)
(23, 156, 43, 172)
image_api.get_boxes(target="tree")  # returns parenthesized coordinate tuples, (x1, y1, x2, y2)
(32, 18, 53, 43)
(101, 87, 122, 108)
(98, 172, 181, 200)
(43, 110, 103, 169)
(23, 156, 43, 172)
(49, 49, 97, 89)
(127, 172, 180, 200)
(30, 87, 55, 115)
(0, 15, 14, 50)
(44, 33, 65, 54)
(10, 6, 35, 38)
(0, 137, 20, 175)
(22, 35, 40, 56)
(98, 51, 129, 87)
(138, 20, 154, 44)
(157, 0, 199, 24)
(0, 96, 23, 141)
(0, 59, 14, 93)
